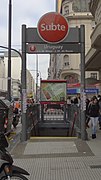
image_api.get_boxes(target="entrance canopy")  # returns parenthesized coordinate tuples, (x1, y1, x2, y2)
(21, 13, 86, 141)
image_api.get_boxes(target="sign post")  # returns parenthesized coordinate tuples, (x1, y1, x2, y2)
(21, 24, 27, 142)
(80, 25, 87, 140)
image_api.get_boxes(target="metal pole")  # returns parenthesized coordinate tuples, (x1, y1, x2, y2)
(80, 25, 87, 140)
(29, 69, 41, 79)
(56, 0, 62, 12)
(8, 0, 12, 101)
(36, 54, 38, 102)
(56, 0, 58, 12)
(21, 24, 27, 141)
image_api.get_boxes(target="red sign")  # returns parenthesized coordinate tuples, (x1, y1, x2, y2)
(37, 12, 69, 43)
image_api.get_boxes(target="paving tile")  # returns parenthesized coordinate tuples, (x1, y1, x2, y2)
(24, 141, 78, 155)
(11, 130, 101, 179)
(14, 156, 101, 180)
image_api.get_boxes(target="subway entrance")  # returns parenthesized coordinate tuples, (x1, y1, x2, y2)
(21, 12, 86, 141)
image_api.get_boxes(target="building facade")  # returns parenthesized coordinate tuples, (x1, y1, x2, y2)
(0, 51, 35, 99)
(0, 56, 5, 78)
(26, 70, 35, 98)
(85, 0, 101, 93)
(48, 0, 99, 88)
(0, 55, 6, 91)
(11, 79, 21, 100)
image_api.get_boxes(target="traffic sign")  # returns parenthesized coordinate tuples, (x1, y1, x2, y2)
(37, 12, 69, 44)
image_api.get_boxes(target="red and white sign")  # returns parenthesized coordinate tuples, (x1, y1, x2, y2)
(37, 12, 69, 44)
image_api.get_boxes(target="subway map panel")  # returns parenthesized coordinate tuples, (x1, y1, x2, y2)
(41, 81, 67, 102)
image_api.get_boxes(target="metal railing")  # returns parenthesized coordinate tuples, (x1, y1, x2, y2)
(26, 103, 81, 138)
(26, 103, 40, 138)
(66, 104, 81, 137)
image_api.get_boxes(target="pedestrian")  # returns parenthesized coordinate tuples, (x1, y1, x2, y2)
(88, 96, 100, 139)
(97, 95, 101, 129)
(85, 98, 90, 128)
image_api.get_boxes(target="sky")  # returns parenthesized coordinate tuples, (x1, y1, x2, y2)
(0, 0, 56, 80)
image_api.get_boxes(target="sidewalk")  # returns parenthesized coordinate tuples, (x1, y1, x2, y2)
(7, 122, 22, 152)
(10, 127, 101, 180)
(86, 127, 101, 156)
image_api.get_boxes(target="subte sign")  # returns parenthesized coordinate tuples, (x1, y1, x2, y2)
(37, 12, 69, 44)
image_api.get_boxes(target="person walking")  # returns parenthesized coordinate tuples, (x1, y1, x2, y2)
(97, 95, 101, 129)
(85, 98, 90, 128)
(88, 96, 100, 139)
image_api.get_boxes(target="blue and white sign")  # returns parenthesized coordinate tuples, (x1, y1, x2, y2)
(67, 88, 99, 94)
(67, 88, 80, 94)
(85, 89, 99, 94)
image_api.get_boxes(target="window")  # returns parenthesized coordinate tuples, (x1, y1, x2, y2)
(90, 73, 97, 79)
(64, 5, 69, 15)
(63, 55, 70, 68)
(64, 62, 69, 66)
(64, 74, 79, 83)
